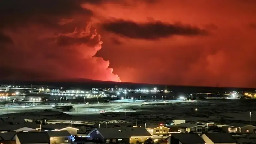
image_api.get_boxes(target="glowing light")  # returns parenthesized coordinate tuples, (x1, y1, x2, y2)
(229, 91, 239, 99)
(178, 96, 186, 100)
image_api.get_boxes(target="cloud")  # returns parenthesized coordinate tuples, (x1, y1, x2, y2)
(0, 0, 92, 28)
(84, 0, 157, 5)
(0, 32, 12, 45)
(56, 27, 101, 47)
(249, 23, 256, 29)
(0, 0, 120, 82)
(102, 20, 207, 39)
(1, 0, 256, 88)
(89, 0, 256, 87)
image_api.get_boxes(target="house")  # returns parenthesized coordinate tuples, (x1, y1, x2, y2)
(169, 133, 205, 144)
(42, 124, 70, 131)
(194, 122, 207, 134)
(222, 126, 240, 133)
(170, 123, 196, 133)
(58, 127, 79, 136)
(221, 123, 243, 133)
(149, 124, 170, 136)
(202, 133, 236, 144)
(222, 124, 256, 134)
(0, 123, 40, 133)
(88, 127, 152, 144)
(0, 132, 16, 144)
(172, 122, 208, 134)
(47, 130, 72, 144)
(15, 127, 37, 132)
(168, 127, 180, 133)
(172, 120, 186, 125)
(16, 132, 50, 144)
(240, 125, 256, 133)
(42, 124, 79, 135)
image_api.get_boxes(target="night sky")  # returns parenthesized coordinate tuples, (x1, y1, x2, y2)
(0, 0, 256, 88)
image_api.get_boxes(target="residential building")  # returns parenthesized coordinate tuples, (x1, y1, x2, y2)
(47, 130, 72, 144)
(42, 124, 79, 135)
(202, 133, 236, 144)
(88, 127, 151, 144)
(148, 124, 170, 136)
(16, 132, 50, 144)
(240, 125, 256, 133)
(0, 132, 16, 144)
(169, 133, 205, 144)
(172, 120, 186, 125)
(0, 123, 40, 133)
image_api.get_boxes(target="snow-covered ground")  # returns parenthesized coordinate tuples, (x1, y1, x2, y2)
(1, 99, 256, 124)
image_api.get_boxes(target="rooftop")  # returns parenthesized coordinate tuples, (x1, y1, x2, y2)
(171, 133, 205, 144)
(16, 132, 50, 143)
(95, 127, 151, 139)
(47, 130, 71, 137)
(204, 133, 236, 143)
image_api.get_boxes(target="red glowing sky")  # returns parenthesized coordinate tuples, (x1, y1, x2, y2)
(0, 0, 256, 87)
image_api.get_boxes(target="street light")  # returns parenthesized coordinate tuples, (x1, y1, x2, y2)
(124, 90, 127, 99)
(250, 111, 252, 124)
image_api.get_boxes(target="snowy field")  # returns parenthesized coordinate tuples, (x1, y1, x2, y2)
(0, 99, 256, 124)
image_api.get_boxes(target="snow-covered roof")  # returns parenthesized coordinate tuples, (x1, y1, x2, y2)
(95, 127, 151, 139)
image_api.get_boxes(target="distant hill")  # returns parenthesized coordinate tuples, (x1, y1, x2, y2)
(0, 78, 255, 93)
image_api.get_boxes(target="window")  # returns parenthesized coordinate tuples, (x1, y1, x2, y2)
(106, 139, 110, 143)
(118, 139, 122, 141)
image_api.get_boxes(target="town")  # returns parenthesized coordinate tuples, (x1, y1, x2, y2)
(0, 83, 256, 144)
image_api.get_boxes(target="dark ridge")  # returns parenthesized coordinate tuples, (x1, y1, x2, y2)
(0, 78, 255, 93)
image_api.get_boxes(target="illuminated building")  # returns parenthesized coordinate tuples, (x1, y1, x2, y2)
(151, 124, 170, 136)
(88, 128, 151, 144)
(47, 131, 72, 144)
